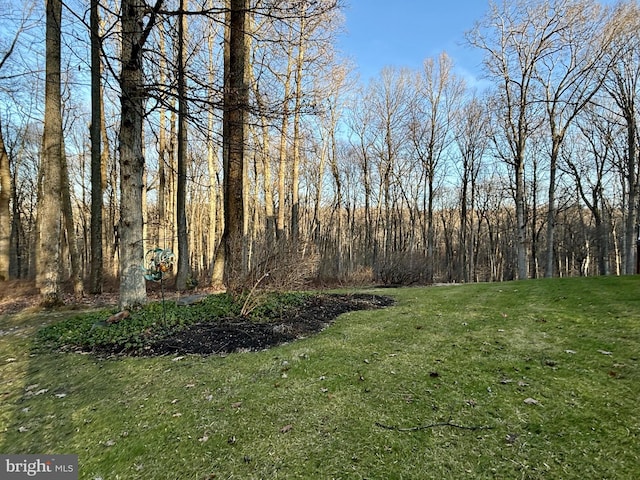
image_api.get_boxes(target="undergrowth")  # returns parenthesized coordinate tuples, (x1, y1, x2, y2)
(34, 291, 311, 354)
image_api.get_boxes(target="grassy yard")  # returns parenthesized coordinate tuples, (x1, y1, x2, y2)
(1, 276, 639, 479)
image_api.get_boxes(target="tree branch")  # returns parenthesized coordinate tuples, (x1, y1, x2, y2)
(375, 420, 493, 432)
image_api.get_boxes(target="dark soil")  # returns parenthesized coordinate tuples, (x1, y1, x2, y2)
(144, 293, 394, 356)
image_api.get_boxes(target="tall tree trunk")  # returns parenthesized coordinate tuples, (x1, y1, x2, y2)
(9, 163, 24, 278)
(175, 0, 191, 290)
(37, 0, 63, 305)
(222, 0, 248, 294)
(545, 136, 561, 277)
(89, 0, 103, 293)
(157, 21, 169, 248)
(118, 0, 162, 308)
(212, 2, 231, 288)
(312, 138, 327, 244)
(291, 10, 306, 247)
(624, 114, 638, 274)
(61, 151, 83, 294)
(167, 106, 177, 253)
(0, 119, 10, 281)
(106, 137, 119, 278)
(277, 43, 293, 241)
(206, 0, 219, 276)
(100, 58, 114, 277)
(261, 115, 276, 242)
(459, 164, 469, 283)
(426, 169, 435, 283)
(207, 110, 219, 275)
(329, 126, 342, 276)
(250, 59, 276, 243)
(515, 149, 528, 280)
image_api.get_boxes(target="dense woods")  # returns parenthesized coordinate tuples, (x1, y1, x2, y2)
(0, 0, 639, 306)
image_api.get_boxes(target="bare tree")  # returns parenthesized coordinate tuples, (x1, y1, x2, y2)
(175, 0, 191, 290)
(345, 85, 376, 262)
(454, 94, 490, 282)
(368, 67, 412, 268)
(37, 0, 63, 304)
(603, 1, 640, 274)
(221, 0, 248, 293)
(468, 0, 560, 279)
(89, 0, 103, 293)
(118, 0, 163, 308)
(409, 52, 464, 283)
(0, 117, 11, 281)
(564, 102, 618, 275)
(535, 0, 613, 277)
(0, 1, 35, 282)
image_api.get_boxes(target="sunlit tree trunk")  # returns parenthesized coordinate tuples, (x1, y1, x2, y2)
(100, 50, 114, 278)
(37, 0, 63, 305)
(118, 0, 162, 308)
(0, 119, 10, 281)
(61, 151, 83, 294)
(207, 110, 219, 276)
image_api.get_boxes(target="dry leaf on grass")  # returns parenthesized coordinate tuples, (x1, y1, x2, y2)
(280, 424, 293, 433)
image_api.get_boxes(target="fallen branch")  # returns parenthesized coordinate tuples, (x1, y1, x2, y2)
(375, 420, 492, 432)
(106, 310, 130, 325)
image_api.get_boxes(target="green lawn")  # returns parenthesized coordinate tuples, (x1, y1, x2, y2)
(1, 276, 639, 479)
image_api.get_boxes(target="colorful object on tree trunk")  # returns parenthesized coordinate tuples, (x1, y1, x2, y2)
(144, 248, 175, 282)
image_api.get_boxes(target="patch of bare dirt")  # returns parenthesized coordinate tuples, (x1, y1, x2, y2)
(143, 293, 394, 356)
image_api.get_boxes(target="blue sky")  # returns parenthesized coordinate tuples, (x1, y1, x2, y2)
(336, 0, 494, 85)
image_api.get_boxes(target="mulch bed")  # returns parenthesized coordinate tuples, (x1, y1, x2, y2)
(144, 293, 394, 356)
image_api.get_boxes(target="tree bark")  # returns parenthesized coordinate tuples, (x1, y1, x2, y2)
(291, 8, 306, 247)
(206, 1, 220, 276)
(118, 0, 162, 308)
(89, 0, 103, 293)
(222, 0, 248, 294)
(37, 0, 63, 305)
(175, 0, 191, 290)
(0, 119, 10, 281)
(276, 44, 292, 241)
(61, 151, 83, 294)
